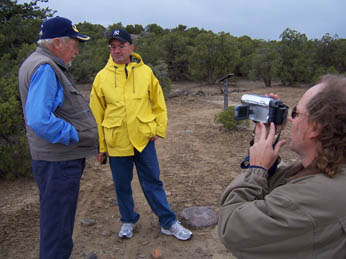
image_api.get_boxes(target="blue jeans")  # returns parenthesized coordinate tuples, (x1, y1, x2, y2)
(32, 158, 85, 259)
(109, 141, 176, 229)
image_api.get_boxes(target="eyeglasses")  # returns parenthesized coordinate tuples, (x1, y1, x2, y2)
(108, 44, 128, 51)
(291, 106, 308, 119)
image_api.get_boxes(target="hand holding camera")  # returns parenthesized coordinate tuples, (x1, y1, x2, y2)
(235, 94, 289, 171)
(249, 123, 286, 170)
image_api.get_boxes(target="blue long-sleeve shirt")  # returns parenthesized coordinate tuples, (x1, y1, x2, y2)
(25, 64, 79, 145)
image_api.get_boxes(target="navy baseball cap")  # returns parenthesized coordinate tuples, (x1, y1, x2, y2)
(108, 29, 132, 44)
(39, 16, 91, 42)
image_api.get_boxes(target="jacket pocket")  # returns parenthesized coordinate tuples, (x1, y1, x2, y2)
(102, 118, 123, 148)
(137, 113, 157, 138)
(101, 117, 123, 128)
(55, 103, 98, 148)
(63, 108, 98, 148)
(77, 127, 98, 148)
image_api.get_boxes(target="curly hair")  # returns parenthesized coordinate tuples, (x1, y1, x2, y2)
(307, 74, 346, 177)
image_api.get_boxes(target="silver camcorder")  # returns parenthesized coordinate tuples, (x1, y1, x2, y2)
(234, 94, 288, 125)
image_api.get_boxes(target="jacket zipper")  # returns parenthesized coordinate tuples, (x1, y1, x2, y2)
(114, 66, 117, 88)
(132, 67, 135, 93)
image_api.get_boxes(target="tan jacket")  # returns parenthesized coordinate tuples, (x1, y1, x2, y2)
(218, 163, 346, 259)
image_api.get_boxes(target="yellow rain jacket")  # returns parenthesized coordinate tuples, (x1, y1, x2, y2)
(90, 52, 167, 156)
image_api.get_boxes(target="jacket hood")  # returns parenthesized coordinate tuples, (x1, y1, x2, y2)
(104, 52, 143, 71)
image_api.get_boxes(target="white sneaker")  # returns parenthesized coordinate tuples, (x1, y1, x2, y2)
(119, 223, 135, 238)
(161, 221, 192, 240)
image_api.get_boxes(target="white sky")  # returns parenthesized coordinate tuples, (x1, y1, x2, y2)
(18, 0, 346, 40)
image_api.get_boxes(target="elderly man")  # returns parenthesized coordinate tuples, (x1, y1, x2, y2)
(218, 75, 346, 259)
(18, 17, 98, 259)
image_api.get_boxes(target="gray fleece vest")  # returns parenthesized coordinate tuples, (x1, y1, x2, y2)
(18, 46, 98, 161)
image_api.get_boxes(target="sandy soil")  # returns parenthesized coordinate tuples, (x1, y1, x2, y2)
(0, 81, 308, 259)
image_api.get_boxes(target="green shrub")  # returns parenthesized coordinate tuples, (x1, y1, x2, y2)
(0, 134, 31, 179)
(149, 60, 171, 98)
(215, 106, 245, 130)
(70, 39, 109, 83)
(0, 75, 31, 178)
(327, 66, 337, 74)
(312, 66, 327, 83)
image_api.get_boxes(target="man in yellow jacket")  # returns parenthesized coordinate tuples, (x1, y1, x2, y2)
(90, 29, 192, 240)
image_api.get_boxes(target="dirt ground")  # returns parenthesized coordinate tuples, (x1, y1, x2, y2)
(0, 80, 308, 259)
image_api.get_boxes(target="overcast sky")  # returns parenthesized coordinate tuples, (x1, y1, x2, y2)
(18, 0, 346, 40)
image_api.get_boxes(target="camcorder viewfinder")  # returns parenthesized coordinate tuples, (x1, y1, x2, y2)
(234, 94, 288, 125)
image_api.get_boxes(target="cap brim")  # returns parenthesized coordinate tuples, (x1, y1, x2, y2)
(72, 33, 91, 42)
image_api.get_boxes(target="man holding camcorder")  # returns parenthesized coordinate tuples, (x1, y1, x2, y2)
(218, 74, 346, 259)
